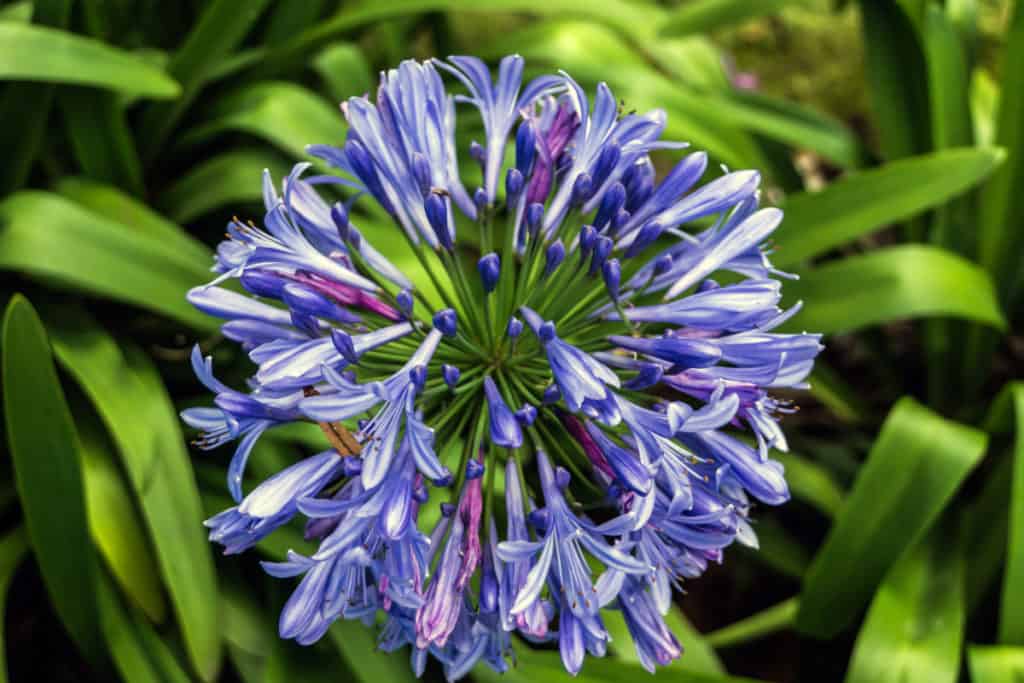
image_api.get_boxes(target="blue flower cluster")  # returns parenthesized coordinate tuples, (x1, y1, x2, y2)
(183, 55, 821, 678)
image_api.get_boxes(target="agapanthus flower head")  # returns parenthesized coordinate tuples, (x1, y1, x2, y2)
(183, 54, 821, 679)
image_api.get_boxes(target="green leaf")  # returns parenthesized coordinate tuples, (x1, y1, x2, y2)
(772, 147, 1005, 268)
(330, 620, 420, 683)
(658, 0, 808, 36)
(968, 645, 1024, 682)
(857, 0, 931, 160)
(844, 527, 965, 683)
(0, 23, 179, 96)
(0, 528, 28, 683)
(774, 450, 844, 519)
(797, 397, 986, 638)
(138, 0, 273, 162)
(55, 177, 212, 263)
(0, 0, 70, 194)
(977, 0, 1024, 303)
(0, 192, 215, 330)
(59, 88, 144, 195)
(705, 597, 799, 649)
(97, 575, 191, 683)
(159, 149, 291, 223)
(987, 383, 1024, 644)
(922, 5, 972, 151)
(43, 307, 220, 681)
(970, 68, 999, 147)
(0, 2, 33, 22)
(1, 295, 102, 660)
(179, 81, 346, 164)
(783, 245, 1007, 334)
(312, 42, 374, 102)
(79, 412, 166, 624)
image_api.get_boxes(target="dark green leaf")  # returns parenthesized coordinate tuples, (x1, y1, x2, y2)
(159, 149, 291, 223)
(844, 527, 965, 683)
(784, 245, 1007, 334)
(0, 22, 179, 96)
(773, 148, 1004, 268)
(705, 597, 798, 649)
(0, 528, 28, 683)
(987, 383, 1024, 644)
(0, 2, 33, 22)
(1, 295, 102, 660)
(0, 192, 215, 330)
(44, 307, 220, 680)
(60, 88, 144, 195)
(968, 645, 1024, 682)
(797, 397, 986, 638)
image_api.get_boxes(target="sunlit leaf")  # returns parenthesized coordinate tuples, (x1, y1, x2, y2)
(968, 645, 1024, 682)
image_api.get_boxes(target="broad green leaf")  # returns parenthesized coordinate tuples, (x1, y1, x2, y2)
(98, 575, 190, 683)
(977, 0, 1024, 303)
(0, 529, 28, 683)
(772, 147, 1005, 267)
(784, 245, 1007, 334)
(60, 88, 144, 195)
(844, 527, 964, 683)
(330, 620, 419, 683)
(0, 0, 70, 194)
(0, 192, 215, 330)
(179, 82, 346, 163)
(857, 0, 931, 160)
(605, 607, 724, 675)
(159, 149, 291, 223)
(987, 383, 1024, 644)
(79, 412, 166, 623)
(138, 0, 273, 162)
(1, 295, 102, 660)
(44, 307, 220, 681)
(0, 23, 178, 96)
(968, 645, 1024, 682)
(313, 42, 374, 102)
(705, 597, 798, 649)
(56, 177, 211, 263)
(797, 397, 986, 638)
(658, 0, 809, 36)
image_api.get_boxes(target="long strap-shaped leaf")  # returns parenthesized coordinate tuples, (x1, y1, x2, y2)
(1, 296, 103, 662)
(0, 529, 28, 683)
(797, 397, 986, 638)
(968, 645, 1024, 682)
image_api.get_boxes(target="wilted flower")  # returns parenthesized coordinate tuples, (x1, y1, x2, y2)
(182, 54, 821, 679)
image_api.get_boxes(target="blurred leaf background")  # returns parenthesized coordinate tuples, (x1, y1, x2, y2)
(0, 0, 1021, 681)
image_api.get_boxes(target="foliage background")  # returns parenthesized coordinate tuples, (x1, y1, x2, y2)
(0, 0, 1022, 681)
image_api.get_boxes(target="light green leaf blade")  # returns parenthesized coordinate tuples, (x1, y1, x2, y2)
(0, 192, 215, 330)
(159, 149, 291, 223)
(970, 68, 999, 147)
(1, 295, 102, 661)
(773, 147, 1004, 267)
(0, 529, 28, 683)
(797, 397, 987, 638)
(313, 42, 373, 102)
(784, 245, 1007, 334)
(43, 307, 220, 681)
(658, 0, 808, 36)
(774, 450, 844, 519)
(0, 2, 33, 22)
(0, 22, 179, 96)
(844, 527, 965, 683)
(79, 413, 166, 623)
(968, 645, 1024, 682)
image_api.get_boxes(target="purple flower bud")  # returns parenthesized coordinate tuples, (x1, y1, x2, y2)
(515, 122, 536, 176)
(506, 316, 523, 339)
(611, 208, 631, 236)
(469, 140, 485, 167)
(424, 192, 452, 250)
(624, 362, 663, 390)
(544, 239, 565, 277)
(653, 254, 674, 276)
(698, 278, 721, 293)
(543, 384, 561, 404)
(625, 221, 664, 258)
(477, 252, 501, 294)
(330, 202, 349, 241)
(527, 507, 550, 531)
(330, 329, 360, 364)
(623, 159, 655, 213)
(345, 139, 393, 213)
(473, 187, 488, 213)
(594, 182, 626, 230)
(571, 172, 593, 207)
(411, 152, 432, 196)
(466, 459, 485, 479)
(282, 283, 360, 324)
(515, 404, 537, 426)
(347, 225, 362, 249)
(442, 363, 461, 388)
(579, 225, 597, 259)
(538, 321, 556, 343)
(602, 258, 621, 301)
(554, 466, 571, 490)
(396, 289, 414, 314)
(433, 308, 457, 337)
(526, 202, 545, 238)
(589, 235, 613, 275)
(409, 365, 427, 392)
(441, 502, 456, 517)
(342, 457, 363, 477)
(590, 143, 621, 188)
(240, 270, 286, 299)
(484, 376, 523, 449)
(506, 168, 524, 201)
